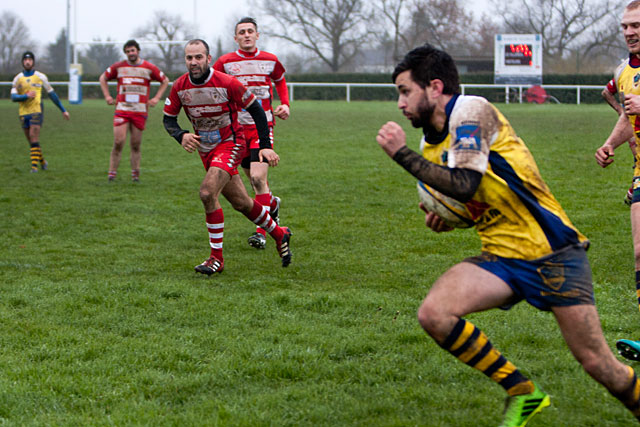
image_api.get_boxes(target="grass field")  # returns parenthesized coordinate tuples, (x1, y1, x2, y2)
(0, 99, 638, 426)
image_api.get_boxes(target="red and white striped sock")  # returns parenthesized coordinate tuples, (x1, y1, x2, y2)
(254, 193, 271, 237)
(245, 200, 283, 241)
(206, 209, 224, 261)
(108, 170, 117, 180)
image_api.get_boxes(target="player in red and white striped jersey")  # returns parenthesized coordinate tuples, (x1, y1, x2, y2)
(99, 40, 170, 182)
(214, 17, 290, 250)
(163, 39, 292, 275)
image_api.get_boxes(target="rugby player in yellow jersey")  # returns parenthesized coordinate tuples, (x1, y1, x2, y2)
(596, 0, 640, 363)
(377, 44, 640, 426)
(11, 51, 70, 172)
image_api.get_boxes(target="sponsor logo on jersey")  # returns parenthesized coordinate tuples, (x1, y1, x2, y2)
(181, 91, 193, 104)
(188, 105, 223, 117)
(122, 77, 147, 85)
(454, 125, 481, 151)
(121, 85, 148, 95)
(240, 75, 267, 84)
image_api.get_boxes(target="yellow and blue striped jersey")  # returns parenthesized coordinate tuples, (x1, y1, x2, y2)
(11, 70, 54, 116)
(421, 95, 587, 260)
(614, 55, 640, 137)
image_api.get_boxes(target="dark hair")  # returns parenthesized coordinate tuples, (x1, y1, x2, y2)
(123, 39, 140, 51)
(392, 44, 460, 95)
(235, 16, 258, 33)
(186, 39, 210, 56)
(22, 51, 35, 62)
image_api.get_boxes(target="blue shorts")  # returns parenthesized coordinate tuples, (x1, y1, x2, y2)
(20, 113, 43, 129)
(463, 243, 595, 311)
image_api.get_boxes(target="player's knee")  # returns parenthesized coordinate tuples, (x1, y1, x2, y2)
(417, 300, 444, 337)
(199, 187, 214, 204)
(249, 175, 261, 189)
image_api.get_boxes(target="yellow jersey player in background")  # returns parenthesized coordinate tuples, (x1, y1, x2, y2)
(377, 44, 640, 426)
(595, 0, 640, 361)
(11, 51, 70, 173)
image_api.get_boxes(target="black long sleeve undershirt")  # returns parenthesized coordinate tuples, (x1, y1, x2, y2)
(245, 101, 271, 150)
(163, 115, 188, 145)
(392, 146, 482, 203)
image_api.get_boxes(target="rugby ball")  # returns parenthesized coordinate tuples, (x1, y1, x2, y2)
(417, 181, 474, 228)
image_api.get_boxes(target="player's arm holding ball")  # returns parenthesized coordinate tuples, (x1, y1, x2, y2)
(377, 121, 473, 232)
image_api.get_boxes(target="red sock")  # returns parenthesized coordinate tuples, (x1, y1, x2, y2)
(246, 200, 283, 241)
(270, 192, 278, 211)
(206, 209, 224, 261)
(255, 193, 271, 237)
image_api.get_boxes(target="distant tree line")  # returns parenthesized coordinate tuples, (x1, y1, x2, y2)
(0, 0, 629, 76)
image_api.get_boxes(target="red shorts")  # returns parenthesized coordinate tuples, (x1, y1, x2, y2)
(243, 125, 274, 150)
(113, 112, 147, 130)
(199, 138, 246, 176)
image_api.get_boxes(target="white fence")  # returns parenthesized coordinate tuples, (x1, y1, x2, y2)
(286, 82, 604, 104)
(0, 81, 605, 104)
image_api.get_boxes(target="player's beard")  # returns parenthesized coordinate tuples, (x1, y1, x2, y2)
(189, 63, 208, 80)
(410, 97, 435, 128)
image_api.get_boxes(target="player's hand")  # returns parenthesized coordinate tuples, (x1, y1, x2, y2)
(376, 121, 407, 158)
(26, 91, 36, 99)
(181, 133, 201, 153)
(148, 97, 160, 107)
(595, 144, 615, 168)
(420, 202, 454, 233)
(62, 112, 70, 121)
(625, 94, 640, 116)
(259, 148, 280, 167)
(105, 96, 115, 105)
(274, 104, 290, 120)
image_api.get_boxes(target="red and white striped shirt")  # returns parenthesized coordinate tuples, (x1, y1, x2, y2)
(214, 49, 288, 127)
(104, 60, 165, 115)
(163, 68, 257, 153)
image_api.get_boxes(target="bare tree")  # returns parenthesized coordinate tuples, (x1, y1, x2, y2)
(134, 10, 193, 72)
(493, 0, 625, 72)
(0, 11, 36, 73)
(257, 0, 373, 72)
(372, 0, 407, 64)
(79, 39, 122, 75)
(44, 29, 68, 73)
(402, 0, 477, 54)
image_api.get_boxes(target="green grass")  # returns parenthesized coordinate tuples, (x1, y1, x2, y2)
(0, 99, 636, 425)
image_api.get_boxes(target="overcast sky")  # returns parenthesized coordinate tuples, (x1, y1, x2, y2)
(2, 0, 253, 51)
(2, 0, 493, 55)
